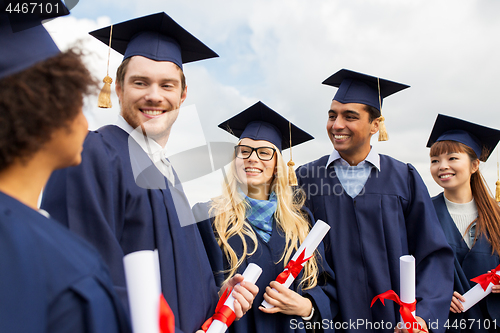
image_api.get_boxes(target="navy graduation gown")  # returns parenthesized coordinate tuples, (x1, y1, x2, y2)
(41, 125, 218, 333)
(194, 202, 338, 333)
(296, 154, 454, 333)
(433, 193, 500, 332)
(0, 191, 131, 333)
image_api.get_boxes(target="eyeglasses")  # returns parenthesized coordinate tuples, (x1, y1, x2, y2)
(234, 145, 276, 161)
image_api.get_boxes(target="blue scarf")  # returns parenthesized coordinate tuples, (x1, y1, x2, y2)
(245, 192, 277, 242)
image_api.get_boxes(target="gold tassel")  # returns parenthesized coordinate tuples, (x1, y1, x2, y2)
(378, 116, 388, 141)
(495, 180, 500, 202)
(98, 24, 113, 109)
(98, 75, 113, 108)
(287, 122, 298, 186)
(288, 160, 297, 186)
(376, 77, 388, 141)
(496, 150, 500, 202)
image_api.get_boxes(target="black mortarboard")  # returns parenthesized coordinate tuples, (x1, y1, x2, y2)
(218, 101, 314, 151)
(89, 12, 218, 70)
(322, 69, 410, 110)
(426, 114, 500, 161)
(0, 3, 68, 80)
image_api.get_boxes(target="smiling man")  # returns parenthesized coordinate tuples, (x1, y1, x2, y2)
(41, 12, 257, 333)
(296, 69, 454, 333)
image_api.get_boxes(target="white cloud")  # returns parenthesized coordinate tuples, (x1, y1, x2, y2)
(45, 0, 500, 198)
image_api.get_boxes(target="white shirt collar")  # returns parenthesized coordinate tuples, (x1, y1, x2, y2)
(326, 146, 381, 171)
(115, 115, 164, 160)
(114, 116, 175, 184)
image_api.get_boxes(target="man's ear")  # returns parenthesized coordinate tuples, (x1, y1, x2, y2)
(370, 116, 380, 135)
(180, 85, 188, 104)
(115, 81, 122, 101)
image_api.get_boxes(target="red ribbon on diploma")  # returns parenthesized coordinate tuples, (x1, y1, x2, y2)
(471, 264, 500, 291)
(371, 290, 426, 332)
(201, 287, 236, 332)
(276, 249, 312, 284)
(159, 294, 175, 333)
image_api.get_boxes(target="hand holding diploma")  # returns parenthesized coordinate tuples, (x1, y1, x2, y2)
(261, 220, 330, 309)
(459, 264, 500, 312)
(202, 263, 262, 333)
(218, 273, 260, 320)
(259, 280, 313, 317)
(450, 291, 466, 313)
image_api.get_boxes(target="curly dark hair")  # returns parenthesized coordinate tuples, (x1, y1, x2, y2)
(0, 49, 98, 170)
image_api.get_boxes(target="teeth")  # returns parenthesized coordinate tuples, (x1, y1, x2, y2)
(245, 168, 262, 173)
(335, 135, 349, 140)
(142, 110, 163, 116)
(440, 174, 453, 179)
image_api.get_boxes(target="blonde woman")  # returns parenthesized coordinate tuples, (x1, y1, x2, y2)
(194, 102, 337, 333)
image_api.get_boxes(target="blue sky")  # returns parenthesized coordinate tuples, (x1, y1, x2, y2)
(44, 0, 500, 202)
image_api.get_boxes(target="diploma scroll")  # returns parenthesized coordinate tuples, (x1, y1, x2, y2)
(400, 255, 416, 327)
(205, 263, 262, 333)
(261, 220, 330, 309)
(460, 268, 500, 312)
(371, 255, 422, 332)
(124, 250, 172, 333)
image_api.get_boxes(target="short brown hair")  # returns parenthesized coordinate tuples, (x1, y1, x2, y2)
(364, 105, 381, 123)
(116, 57, 186, 93)
(0, 49, 97, 170)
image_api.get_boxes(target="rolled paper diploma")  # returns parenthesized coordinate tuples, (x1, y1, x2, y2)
(460, 267, 500, 312)
(123, 250, 162, 333)
(261, 220, 330, 309)
(205, 263, 263, 333)
(400, 255, 416, 327)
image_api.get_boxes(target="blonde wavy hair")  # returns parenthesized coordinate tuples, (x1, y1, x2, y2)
(210, 141, 319, 290)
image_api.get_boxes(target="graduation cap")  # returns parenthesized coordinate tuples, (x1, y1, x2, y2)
(89, 12, 218, 70)
(427, 114, 500, 201)
(322, 69, 410, 141)
(0, 3, 68, 80)
(218, 101, 314, 186)
(426, 114, 500, 162)
(89, 12, 218, 108)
